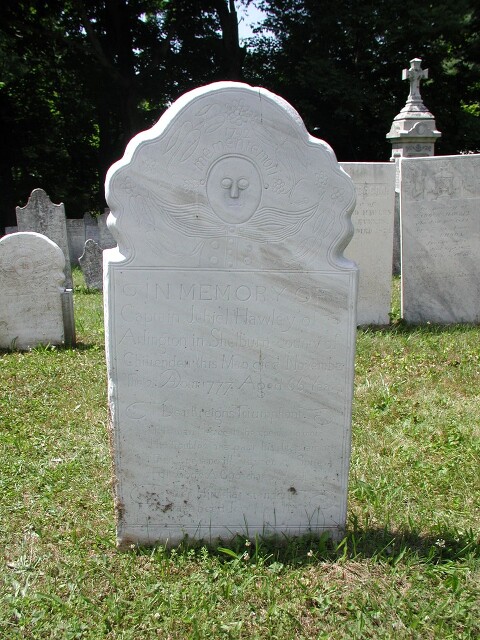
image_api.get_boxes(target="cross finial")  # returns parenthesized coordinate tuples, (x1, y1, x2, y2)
(402, 58, 428, 104)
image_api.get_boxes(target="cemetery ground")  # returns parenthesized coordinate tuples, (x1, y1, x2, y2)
(0, 270, 479, 639)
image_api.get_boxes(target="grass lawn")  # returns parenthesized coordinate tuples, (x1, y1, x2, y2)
(0, 272, 479, 639)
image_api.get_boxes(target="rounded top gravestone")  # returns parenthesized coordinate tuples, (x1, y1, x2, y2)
(105, 82, 356, 271)
(103, 82, 358, 548)
(0, 232, 66, 349)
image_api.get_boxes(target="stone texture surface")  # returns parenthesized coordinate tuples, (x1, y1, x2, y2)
(342, 163, 396, 325)
(16, 188, 73, 288)
(65, 212, 115, 266)
(387, 58, 441, 160)
(61, 289, 76, 347)
(104, 82, 358, 547)
(392, 190, 401, 276)
(0, 232, 66, 349)
(401, 154, 480, 323)
(84, 212, 100, 244)
(66, 218, 86, 264)
(79, 239, 103, 290)
(97, 211, 116, 249)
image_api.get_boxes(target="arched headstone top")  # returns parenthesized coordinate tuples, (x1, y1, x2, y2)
(16, 188, 72, 288)
(106, 82, 356, 272)
(0, 231, 65, 289)
(0, 232, 67, 349)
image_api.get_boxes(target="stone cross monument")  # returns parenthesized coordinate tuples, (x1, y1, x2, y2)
(386, 58, 441, 160)
(387, 58, 442, 274)
(403, 58, 428, 104)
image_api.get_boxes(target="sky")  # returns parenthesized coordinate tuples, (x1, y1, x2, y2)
(235, 2, 267, 40)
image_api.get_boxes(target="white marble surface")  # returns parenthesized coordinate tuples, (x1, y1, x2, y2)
(0, 232, 66, 349)
(16, 188, 72, 289)
(342, 163, 396, 325)
(104, 82, 358, 547)
(400, 154, 480, 323)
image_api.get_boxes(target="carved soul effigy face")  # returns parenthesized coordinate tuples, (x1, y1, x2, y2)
(206, 155, 262, 224)
(107, 84, 355, 271)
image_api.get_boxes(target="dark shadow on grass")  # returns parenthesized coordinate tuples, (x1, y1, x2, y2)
(74, 286, 103, 295)
(358, 319, 480, 337)
(70, 341, 105, 353)
(129, 525, 479, 568)
(0, 341, 104, 355)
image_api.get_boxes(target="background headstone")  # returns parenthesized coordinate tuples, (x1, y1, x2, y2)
(84, 212, 100, 244)
(0, 232, 68, 349)
(104, 81, 358, 547)
(5, 226, 18, 235)
(79, 239, 103, 290)
(97, 211, 116, 249)
(342, 162, 396, 325)
(16, 188, 73, 288)
(66, 218, 86, 264)
(400, 154, 480, 323)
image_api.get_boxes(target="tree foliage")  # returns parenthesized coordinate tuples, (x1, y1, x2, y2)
(0, 0, 245, 228)
(1, 0, 479, 231)
(247, 0, 480, 160)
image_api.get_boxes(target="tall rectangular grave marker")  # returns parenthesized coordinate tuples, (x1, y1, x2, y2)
(341, 163, 396, 325)
(400, 155, 480, 323)
(105, 82, 358, 547)
(16, 188, 73, 288)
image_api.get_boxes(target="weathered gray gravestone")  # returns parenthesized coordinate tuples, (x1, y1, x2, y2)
(84, 212, 100, 244)
(341, 163, 396, 325)
(66, 218, 86, 265)
(16, 188, 73, 288)
(97, 211, 116, 249)
(65, 212, 115, 266)
(104, 82, 358, 547)
(401, 154, 480, 323)
(0, 232, 75, 349)
(79, 239, 103, 290)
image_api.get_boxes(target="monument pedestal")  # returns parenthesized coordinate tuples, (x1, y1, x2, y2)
(386, 58, 441, 161)
(386, 59, 442, 274)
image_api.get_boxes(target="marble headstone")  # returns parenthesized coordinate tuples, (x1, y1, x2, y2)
(105, 82, 358, 547)
(342, 163, 396, 325)
(0, 232, 68, 349)
(16, 188, 73, 288)
(400, 154, 480, 323)
(79, 239, 103, 290)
